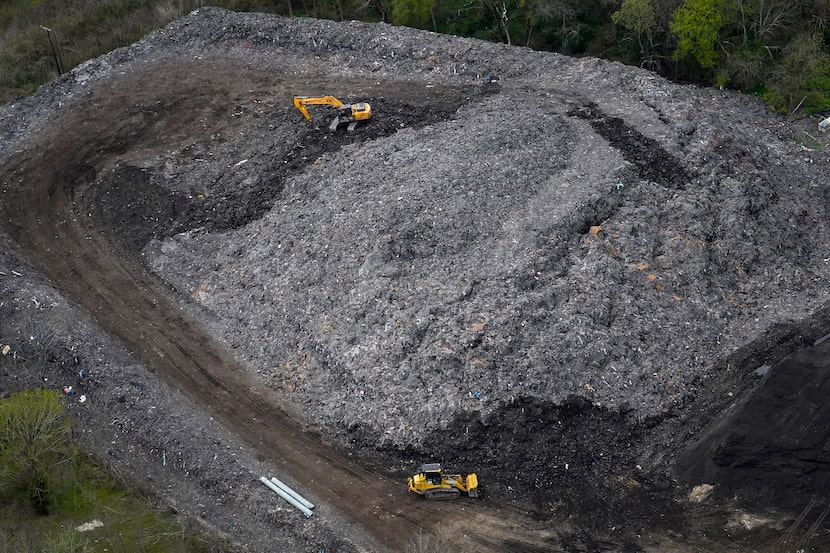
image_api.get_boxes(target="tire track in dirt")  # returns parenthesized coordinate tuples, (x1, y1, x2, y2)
(0, 59, 552, 552)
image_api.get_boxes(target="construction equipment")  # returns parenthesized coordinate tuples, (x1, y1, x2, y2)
(292, 95, 372, 132)
(408, 463, 479, 500)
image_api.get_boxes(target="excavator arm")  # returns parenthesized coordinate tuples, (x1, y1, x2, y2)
(293, 96, 344, 121)
(292, 95, 371, 131)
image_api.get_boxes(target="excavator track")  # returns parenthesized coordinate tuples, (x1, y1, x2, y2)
(425, 488, 461, 500)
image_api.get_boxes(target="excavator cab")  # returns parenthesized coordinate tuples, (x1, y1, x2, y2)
(340, 102, 371, 121)
(408, 463, 479, 500)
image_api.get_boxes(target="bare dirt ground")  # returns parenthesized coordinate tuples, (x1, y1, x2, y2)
(1, 7, 829, 553)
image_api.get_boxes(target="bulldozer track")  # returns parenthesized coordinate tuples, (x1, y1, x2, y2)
(425, 488, 461, 500)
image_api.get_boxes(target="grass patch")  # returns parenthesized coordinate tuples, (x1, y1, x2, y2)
(0, 0, 305, 103)
(0, 0, 216, 103)
(796, 132, 829, 150)
(0, 389, 232, 553)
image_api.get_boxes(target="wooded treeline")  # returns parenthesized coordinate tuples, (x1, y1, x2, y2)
(1, 0, 829, 112)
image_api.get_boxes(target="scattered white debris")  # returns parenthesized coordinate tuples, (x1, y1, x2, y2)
(688, 483, 714, 503)
(76, 519, 104, 532)
(726, 511, 779, 531)
(819, 116, 830, 133)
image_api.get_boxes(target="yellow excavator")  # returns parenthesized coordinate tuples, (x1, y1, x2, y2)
(292, 95, 372, 132)
(408, 463, 479, 500)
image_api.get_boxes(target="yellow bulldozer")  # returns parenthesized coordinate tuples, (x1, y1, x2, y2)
(408, 463, 479, 500)
(292, 95, 372, 132)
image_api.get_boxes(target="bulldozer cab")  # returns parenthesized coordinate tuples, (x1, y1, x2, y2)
(419, 463, 443, 485)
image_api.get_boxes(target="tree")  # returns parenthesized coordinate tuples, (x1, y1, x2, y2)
(720, 43, 769, 89)
(0, 389, 74, 515)
(670, 0, 726, 68)
(477, 0, 514, 44)
(391, 0, 437, 28)
(749, 0, 798, 42)
(769, 32, 830, 112)
(612, 0, 657, 55)
(525, 0, 582, 52)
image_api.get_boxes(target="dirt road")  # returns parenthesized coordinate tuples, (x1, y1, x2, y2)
(0, 57, 559, 552)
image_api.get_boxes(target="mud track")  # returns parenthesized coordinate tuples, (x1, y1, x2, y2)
(0, 58, 554, 552)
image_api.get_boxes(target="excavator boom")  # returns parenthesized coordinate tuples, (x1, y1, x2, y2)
(293, 95, 371, 131)
(293, 95, 344, 120)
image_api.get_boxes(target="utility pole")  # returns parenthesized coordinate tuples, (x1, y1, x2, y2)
(40, 26, 64, 76)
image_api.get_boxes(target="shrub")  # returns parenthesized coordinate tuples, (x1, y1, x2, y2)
(0, 389, 75, 515)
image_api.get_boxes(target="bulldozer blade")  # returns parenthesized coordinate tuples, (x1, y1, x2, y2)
(466, 473, 479, 493)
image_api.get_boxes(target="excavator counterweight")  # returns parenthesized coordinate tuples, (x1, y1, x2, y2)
(408, 464, 479, 500)
(293, 95, 372, 132)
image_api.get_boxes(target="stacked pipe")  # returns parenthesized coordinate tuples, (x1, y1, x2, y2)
(259, 476, 315, 518)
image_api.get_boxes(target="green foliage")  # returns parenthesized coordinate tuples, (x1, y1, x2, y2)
(0, 389, 74, 514)
(512, 0, 606, 53)
(0, 389, 228, 553)
(612, 0, 656, 46)
(718, 42, 769, 90)
(0, 0, 229, 102)
(611, 0, 657, 61)
(670, 0, 725, 68)
(0, 0, 827, 109)
(391, 0, 435, 29)
(769, 33, 830, 112)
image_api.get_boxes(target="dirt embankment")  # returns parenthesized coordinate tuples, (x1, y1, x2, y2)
(1, 7, 829, 552)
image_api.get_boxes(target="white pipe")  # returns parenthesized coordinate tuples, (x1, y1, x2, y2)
(270, 477, 315, 510)
(259, 476, 313, 518)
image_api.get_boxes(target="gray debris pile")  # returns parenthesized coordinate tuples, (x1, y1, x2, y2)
(138, 10, 829, 450)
